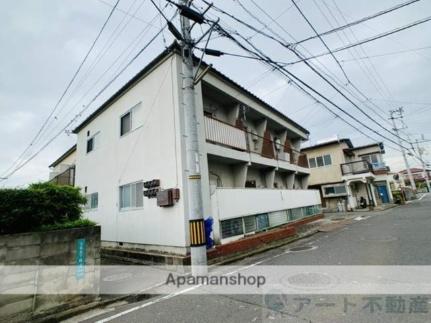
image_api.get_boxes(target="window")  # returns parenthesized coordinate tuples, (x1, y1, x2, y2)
(120, 111, 132, 136)
(334, 186, 347, 194)
(86, 132, 99, 153)
(310, 154, 332, 168)
(323, 184, 347, 196)
(324, 187, 335, 195)
(221, 218, 244, 238)
(244, 215, 256, 233)
(85, 192, 98, 209)
(309, 157, 317, 168)
(256, 213, 269, 231)
(86, 137, 94, 153)
(119, 181, 144, 209)
(323, 154, 332, 166)
(361, 154, 379, 165)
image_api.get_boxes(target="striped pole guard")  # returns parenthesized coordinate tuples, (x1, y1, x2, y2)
(189, 219, 206, 246)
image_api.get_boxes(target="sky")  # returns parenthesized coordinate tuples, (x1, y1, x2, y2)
(1, 0, 431, 187)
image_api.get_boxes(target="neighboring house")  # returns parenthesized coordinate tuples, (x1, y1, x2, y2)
(302, 138, 394, 211)
(48, 43, 321, 255)
(48, 145, 76, 186)
(399, 168, 431, 190)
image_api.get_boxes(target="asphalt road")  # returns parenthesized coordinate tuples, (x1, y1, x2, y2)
(72, 194, 431, 323)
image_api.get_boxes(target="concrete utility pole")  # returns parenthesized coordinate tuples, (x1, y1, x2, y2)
(179, 0, 208, 275)
(416, 138, 431, 192)
(389, 107, 416, 191)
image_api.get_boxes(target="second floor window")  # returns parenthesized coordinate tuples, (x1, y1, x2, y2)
(86, 132, 99, 153)
(309, 154, 332, 168)
(120, 111, 132, 136)
(361, 154, 379, 165)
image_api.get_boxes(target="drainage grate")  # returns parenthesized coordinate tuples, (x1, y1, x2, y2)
(288, 245, 316, 252)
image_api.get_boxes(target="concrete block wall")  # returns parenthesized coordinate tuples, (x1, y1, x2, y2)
(0, 226, 101, 322)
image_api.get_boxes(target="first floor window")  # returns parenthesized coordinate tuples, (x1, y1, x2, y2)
(324, 185, 347, 196)
(119, 181, 144, 209)
(221, 218, 244, 238)
(86, 192, 98, 209)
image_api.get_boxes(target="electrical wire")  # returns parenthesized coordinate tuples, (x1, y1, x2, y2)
(211, 20, 412, 153)
(287, 15, 431, 65)
(1, 18, 170, 182)
(295, 0, 422, 45)
(210, 2, 413, 146)
(1, 0, 121, 178)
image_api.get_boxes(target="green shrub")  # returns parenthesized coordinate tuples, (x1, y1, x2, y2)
(37, 218, 96, 232)
(0, 182, 87, 234)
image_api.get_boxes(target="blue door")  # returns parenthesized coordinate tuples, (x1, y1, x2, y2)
(377, 185, 390, 204)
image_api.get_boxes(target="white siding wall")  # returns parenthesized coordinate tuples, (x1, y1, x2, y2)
(75, 55, 189, 249)
(212, 188, 321, 221)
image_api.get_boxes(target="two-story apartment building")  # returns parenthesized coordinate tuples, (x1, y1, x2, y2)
(302, 138, 394, 211)
(48, 43, 321, 255)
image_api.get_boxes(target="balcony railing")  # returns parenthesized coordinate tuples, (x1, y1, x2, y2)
(204, 116, 247, 151)
(341, 160, 373, 176)
(204, 116, 308, 168)
(49, 166, 75, 186)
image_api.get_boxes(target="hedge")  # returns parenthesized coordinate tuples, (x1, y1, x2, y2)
(0, 182, 88, 234)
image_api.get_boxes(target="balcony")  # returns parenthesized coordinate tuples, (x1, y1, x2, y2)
(204, 116, 308, 171)
(204, 116, 247, 151)
(49, 166, 75, 186)
(341, 160, 373, 176)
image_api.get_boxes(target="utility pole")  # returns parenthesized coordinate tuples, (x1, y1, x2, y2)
(389, 107, 416, 191)
(416, 138, 431, 192)
(179, 0, 207, 275)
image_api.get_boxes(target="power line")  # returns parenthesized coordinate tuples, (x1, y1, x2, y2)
(1, 0, 121, 178)
(291, 0, 350, 84)
(212, 2, 412, 146)
(212, 21, 412, 152)
(317, 0, 395, 127)
(293, 0, 394, 130)
(1, 18, 170, 182)
(39, 5, 167, 148)
(295, 0, 421, 45)
(287, 15, 431, 65)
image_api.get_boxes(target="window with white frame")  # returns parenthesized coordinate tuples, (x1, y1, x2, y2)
(361, 154, 379, 165)
(85, 192, 98, 209)
(309, 154, 332, 168)
(119, 181, 144, 209)
(323, 184, 347, 197)
(120, 103, 141, 137)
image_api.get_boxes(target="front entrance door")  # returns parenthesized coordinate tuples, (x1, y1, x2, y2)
(377, 185, 390, 203)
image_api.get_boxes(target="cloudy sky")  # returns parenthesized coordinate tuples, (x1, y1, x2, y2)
(1, 0, 431, 187)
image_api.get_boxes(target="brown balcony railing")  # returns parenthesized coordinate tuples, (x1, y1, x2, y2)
(49, 166, 75, 186)
(204, 116, 308, 168)
(340, 160, 373, 175)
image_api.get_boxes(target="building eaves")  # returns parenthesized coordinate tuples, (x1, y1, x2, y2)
(301, 138, 353, 151)
(72, 42, 309, 135)
(49, 144, 77, 168)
